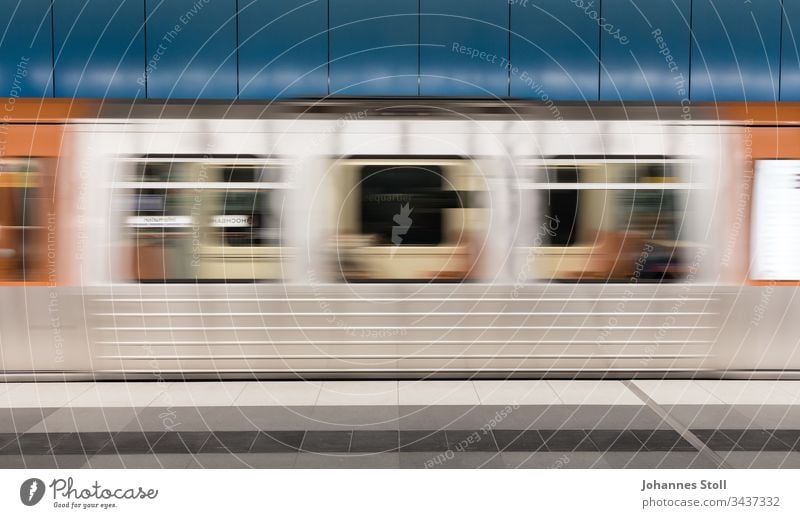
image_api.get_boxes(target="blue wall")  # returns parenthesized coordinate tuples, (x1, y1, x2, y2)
(145, 0, 238, 99)
(239, 0, 328, 99)
(782, 0, 800, 101)
(0, 0, 796, 101)
(331, 0, 418, 95)
(511, 0, 598, 101)
(691, 0, 782, 101)
(54, 0, 145, 98)
(0, 0, 54, 98)
(421, 0, 508, 97)
(600, 0, 691, 101)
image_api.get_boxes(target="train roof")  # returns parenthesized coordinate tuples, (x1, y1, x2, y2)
(4, 98, 800, 125)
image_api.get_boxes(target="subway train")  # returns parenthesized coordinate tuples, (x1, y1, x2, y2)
(0, 99, 797, 379)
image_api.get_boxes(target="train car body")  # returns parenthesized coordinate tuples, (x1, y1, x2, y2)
(0, 101, 796, 379)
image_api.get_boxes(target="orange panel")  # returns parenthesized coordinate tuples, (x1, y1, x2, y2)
(0, 125, 65, 157)
(0, 98, 90, 123)
(0, 99, 79, 284)
(752, 127, 800, 159)
(718, 102, 800, 126)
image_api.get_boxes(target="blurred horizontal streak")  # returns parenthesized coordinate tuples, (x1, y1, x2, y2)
(94, 326, 715, 331)
(92, 297, 720, 302)
(93, 311, 716, 317)
(96, 354, 712, 360)
(95, 340, 713, 346)
(94, 368, 715, 374)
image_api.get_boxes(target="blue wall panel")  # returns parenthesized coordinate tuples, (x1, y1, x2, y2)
(511, 0, 598, 101)
(601, 0, 690, 101)
(421, 0, 508, 97)
(2, 0, 798, 102)
(781, 0, 800, 100)
(54, 0, 144, 99)
(145, 0, 237, 99)
(691, 0, 782, 101)
(330, 0, 417, 96)
(239, 0, 327, 99)
(0, 0, 53, 98)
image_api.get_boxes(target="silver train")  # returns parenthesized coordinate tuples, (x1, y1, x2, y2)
(0, 101, 791, 379)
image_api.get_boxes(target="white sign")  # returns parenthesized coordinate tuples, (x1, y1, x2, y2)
(126, 215, 194, 228)
(751, 160, 800, 280)
(211, 215, 252, 227)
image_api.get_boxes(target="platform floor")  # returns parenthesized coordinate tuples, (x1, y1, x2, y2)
(2, 380, 800, 468)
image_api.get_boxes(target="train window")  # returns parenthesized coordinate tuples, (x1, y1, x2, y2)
(0, 159, 46, 281)
(124, 162, 195, 281)
(541, 167, 580, 246)
(134, 161, 183, 182)
(207, 166, 281, 247)
(121, 160, 285, 282)
(359, 165, 461, 246)
(333, 158, 486, 282)
(527, 160, 692, 282)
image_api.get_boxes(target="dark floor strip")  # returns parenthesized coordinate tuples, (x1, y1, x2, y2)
(51, 433, 115, 455)
(350, 430, 398, 453)
(301, 431, 352, 453)
(690, 429, 800, 452)
(200, 431, 260, 454)
(399, 431, 448, 452)
(2, 429, 793, 455)
(493, 430, 545, 452)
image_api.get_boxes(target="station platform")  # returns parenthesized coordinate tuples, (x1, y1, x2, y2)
(2, 380, 800, 469)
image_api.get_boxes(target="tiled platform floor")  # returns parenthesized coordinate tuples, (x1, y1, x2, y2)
(2, 380, 800, 468)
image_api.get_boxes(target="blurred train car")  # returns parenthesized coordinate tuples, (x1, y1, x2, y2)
(0, 100, 797, 379)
